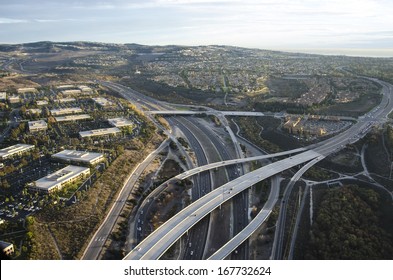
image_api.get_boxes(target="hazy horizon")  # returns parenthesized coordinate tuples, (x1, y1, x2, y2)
(3, 40, 392, 58)
(1, 0, 393, 57)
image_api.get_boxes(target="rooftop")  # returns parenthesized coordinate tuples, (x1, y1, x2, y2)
(8, 95, 20, 102)
(56, 85, 74, 89)
(36, 100, 48, 106)
(55, 98, 76, 103)
(79, 127, 121, 138)
(78, 85, 93, 92)
(55, 114, 91, 122)
(32, 165, 90, 192)
(0, 240, 13, 250)
(17, 87, 37, 94)
(28, 120, 47, 130)
(50, 107, 83, 116)
(108, 117, 134, 127)
(62, 89, 82, 95)
(92, 97, 113, 107)
(52, 150, 104, 164)
(0, 144, 34, 158)
(27, 109, 42, 114)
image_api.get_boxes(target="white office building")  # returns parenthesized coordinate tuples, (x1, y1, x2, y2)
(55, 114, 91, 122)
(29, 165, 90, 194)
(27, 108, 42, 115)
(0, 144, 35, 160)
(56, 85, 74, 90)
(92, 97, 113, 107)
(28, 120, 48, 132)
(17, 87, 37, 94)
(52, 150, 104, 165)
(36, 100, 48, 106)
(62, 89, 82, 96)
(79, 127, 121, 138)
(78, 85, 93, 93)
(108, 117, 134, 128)
(55, 98, 76, 103)
(8, 95, 20, 104)
(50, 107, 83, 116)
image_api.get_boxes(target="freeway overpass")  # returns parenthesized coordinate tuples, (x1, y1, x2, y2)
(208, 155, 325, 260)
(105, 76, 393, 260)
(123, 150, 322, 260)
(175, 147, 306, 180)
(124, 76, 392, 259)
(208, 175, 282, 260)
(270, 156, 326, 260)
(148, 110, 265, 117)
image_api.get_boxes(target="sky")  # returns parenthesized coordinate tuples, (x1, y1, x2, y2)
(1, 0, 393, 56)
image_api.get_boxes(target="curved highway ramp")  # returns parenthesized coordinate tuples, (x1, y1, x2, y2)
(123, 150, 322, 260)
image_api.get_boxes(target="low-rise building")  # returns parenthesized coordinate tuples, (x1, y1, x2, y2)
(284, 116, 328, 137)
(62, 89, 82, 96)
(78, 85, 93, 93)
(55, 98, 76, 103)
(56, 85, 74, 90)
(8, 95, 20, 104)
(50, 107, 83, 116)
(27, 108, 42, 115)
(108, 117, 134, 128)
(0, 144, 35, 160)
(28, 120, 48, 132)
(36, 100, 48, 106)
(92, 97, 113, 107)
(0, 92, 6, 101)
(29, 165, 90, 194)
(55, 114, 91, 122)
(79, 127, 121, 138)
(283, 116, 303, 134)
(52, 150, 104, 165)
(0, 241, 14, 257)
(17, 87, 37, 94)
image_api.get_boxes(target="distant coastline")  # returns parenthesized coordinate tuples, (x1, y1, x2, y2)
(277, 48, 393, 58)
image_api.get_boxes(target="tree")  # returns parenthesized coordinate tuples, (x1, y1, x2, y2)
(115, 145, 124, 155)
(26, 216, 35, 227)
(26, 231, 34, 240)
(0, 180, 10, 190)
(169, 140, 177, 150)
(20, 158, 28, 167)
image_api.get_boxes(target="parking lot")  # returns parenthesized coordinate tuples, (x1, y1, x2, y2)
(0, 84, 145, 223)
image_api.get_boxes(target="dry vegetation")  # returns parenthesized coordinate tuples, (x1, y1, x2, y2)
(232, 117, 281, 153)
(0, 74, 41, 90)
(28, 134, 164, 259)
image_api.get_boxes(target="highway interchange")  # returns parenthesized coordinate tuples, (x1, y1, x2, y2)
(84, 76, 393, 260)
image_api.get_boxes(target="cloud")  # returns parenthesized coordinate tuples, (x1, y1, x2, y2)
(0, 0, 392, 51)
(0, 17, 28, 24)
(33, 18, 80, 23)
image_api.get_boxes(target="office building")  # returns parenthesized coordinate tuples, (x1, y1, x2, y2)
(29, 165, 90, 194)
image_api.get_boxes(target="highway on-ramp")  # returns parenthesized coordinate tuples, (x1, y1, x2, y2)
(208, 175, 282, 260)
(123, 150, 321, 260)
(176, 148, 306, 180)
(103, 76, 393, 260)
(81, 140, 169, 260)
(271, 156, 325, 260)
